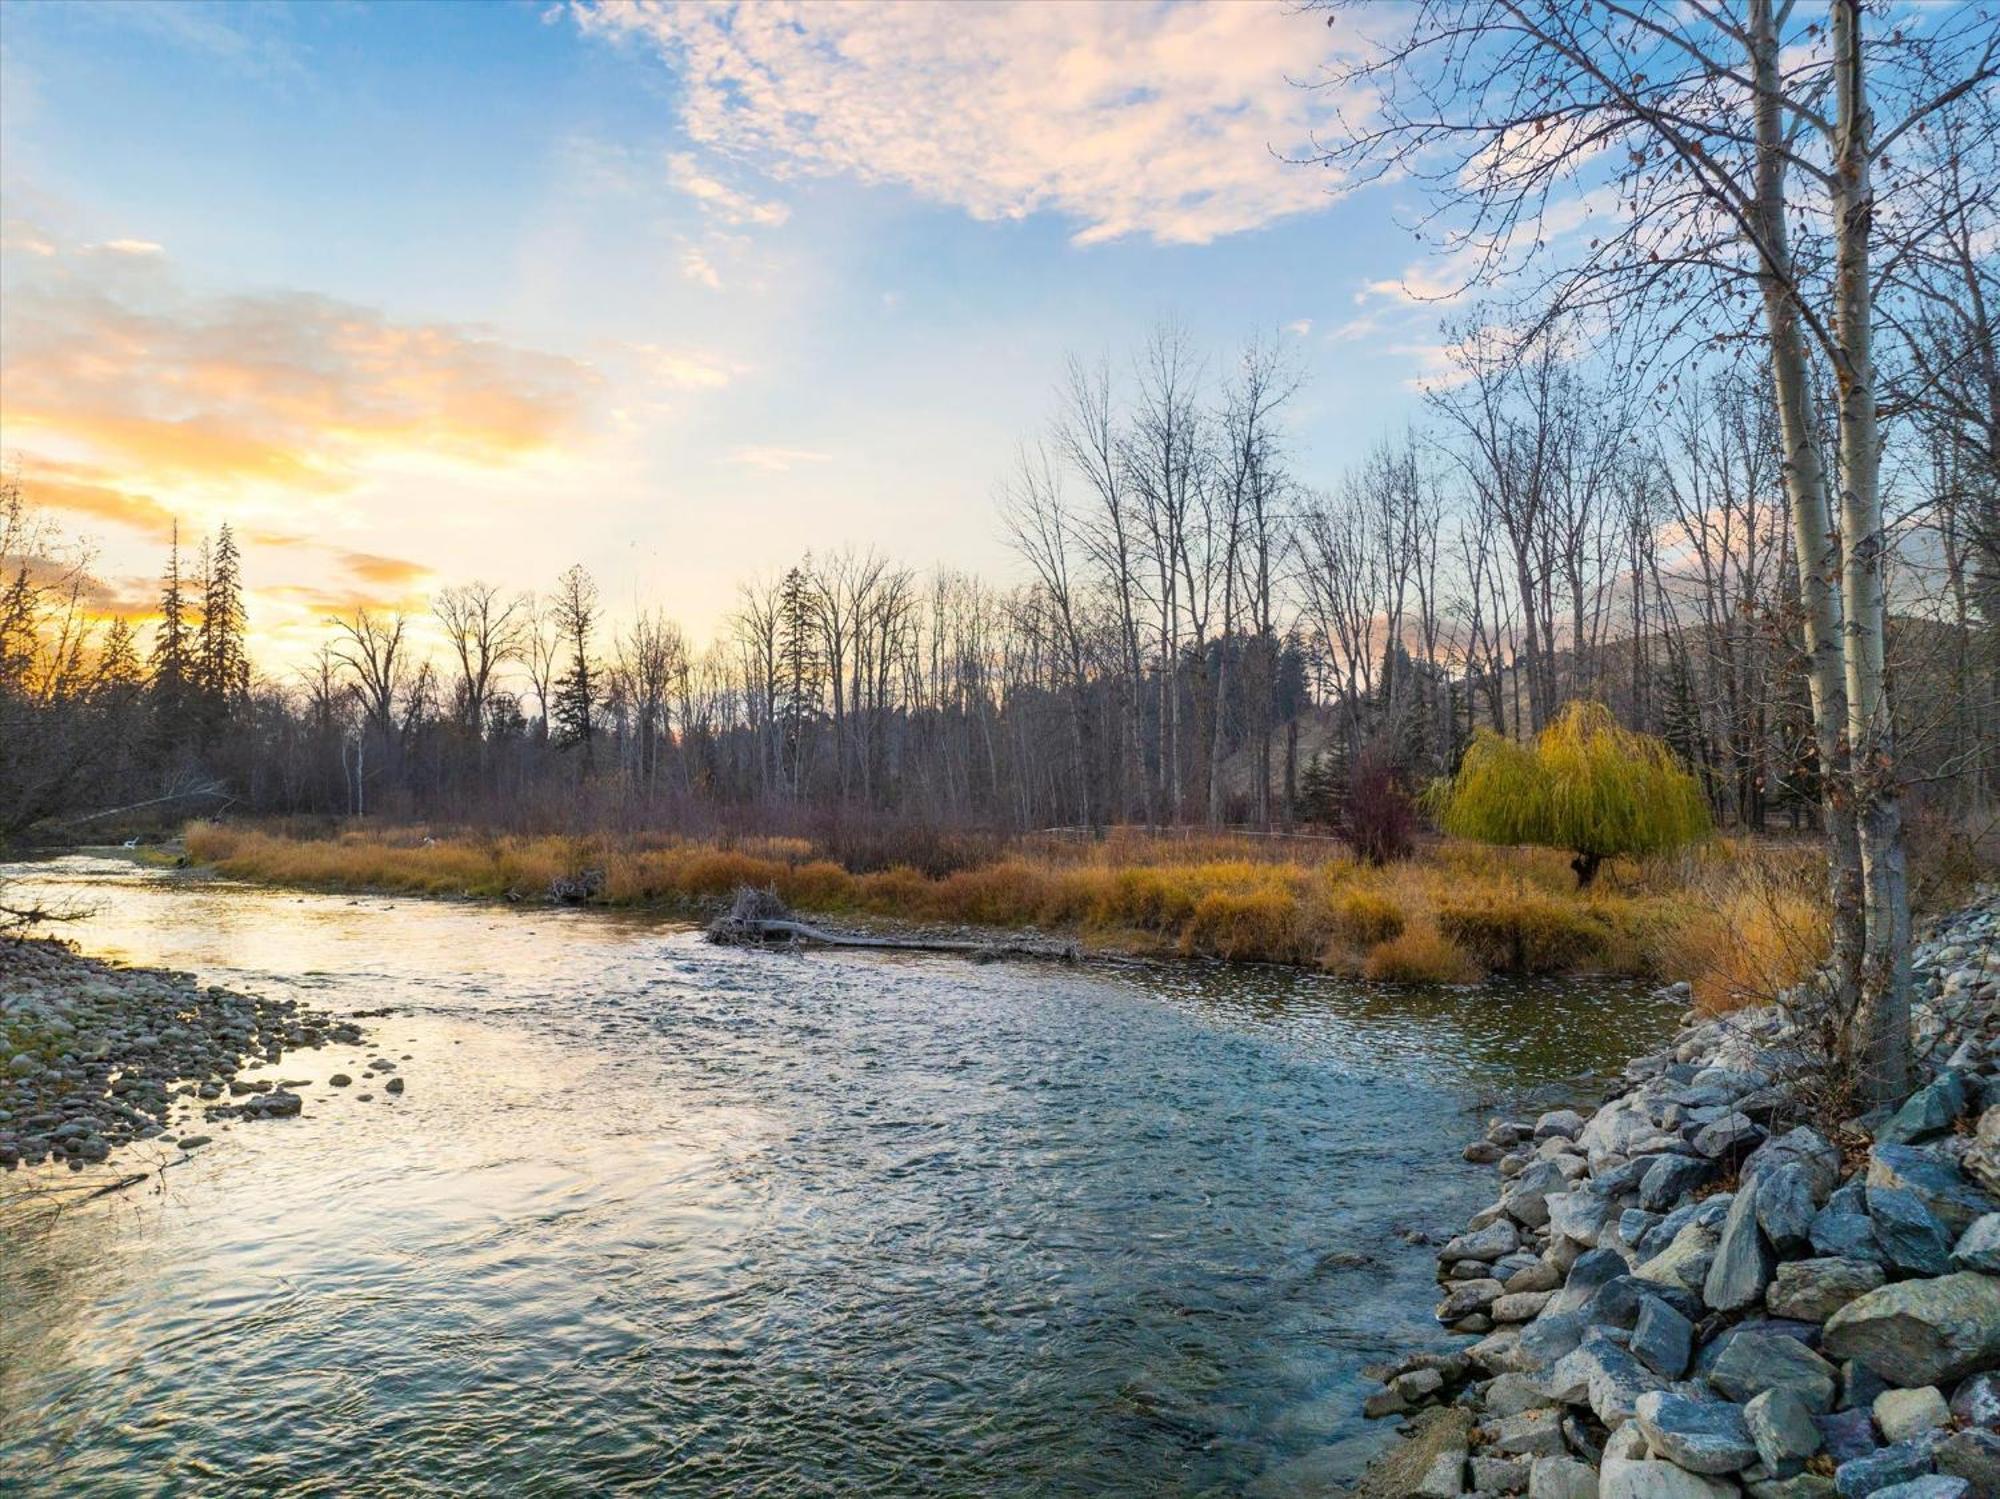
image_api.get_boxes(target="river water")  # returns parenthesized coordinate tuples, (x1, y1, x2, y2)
(0, 855, 1678, 1497)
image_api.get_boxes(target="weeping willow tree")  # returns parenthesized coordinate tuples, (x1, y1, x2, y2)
(1426, 701, 1711, 887)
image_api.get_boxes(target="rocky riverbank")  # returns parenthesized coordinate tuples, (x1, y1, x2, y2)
(1, 938, 374, 1173)
(1355, 887, 2000, 1499)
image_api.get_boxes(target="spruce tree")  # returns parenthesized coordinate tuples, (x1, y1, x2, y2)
(196, 523, 250, 739)
(149, 523, 192, 749)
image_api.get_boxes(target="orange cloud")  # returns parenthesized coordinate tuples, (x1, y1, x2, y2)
(12, 458, 180, 540)
(0, 239, 599, 509)
(337, 549, 431, 587)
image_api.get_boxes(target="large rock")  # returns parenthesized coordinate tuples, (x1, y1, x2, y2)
(1767, 1258, 1885, 1323)
(1445, 1219, 1522, 1263)
(1755, 1163, 1819, 1255)
(1529, 1456, 1600, 1499)
(1706, 1330, 1838, 1411)
(1550, 1334, 1666, 1425)
(1866, 1145, 1996, 1238)
(1811, 1186, 1887, 1266)
(1598, 1457, 1741, 1498)
(1948, 1370, 2000, 1427)
(1875, 1072, 1970, 1146)
(1862, 1479, 1970, 1499)
(1548, 1190, 1614, 1247)
(1949, 1212, 2000, 1272)
(1633, 1295, 1695, 1379)
(1696, 1112, 1766, 1161)
(1872, 1386, 1950, 1445)
(1831, 1442, 1934, 1497)
(1508, 1159, 1574, 1228)
(1822, 1273, 2000, 1387)
(1934, 1429, 2000, 1497)
(1639, 1219, 1723, 1295)
(1866, 1187, 1956, 1277)
(1643, 1154, 1718, 1213)
(1744, 1127, 1844, 1201)
(1635, 1390, 1758, 1474)
(1708, 1180, 1778, 1311)
(1744, 1387, 1823, 1480)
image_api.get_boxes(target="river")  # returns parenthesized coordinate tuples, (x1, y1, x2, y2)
(0, 854, 1679, 1496)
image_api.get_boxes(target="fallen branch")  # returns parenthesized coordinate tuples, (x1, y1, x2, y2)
(707, 885, 1082, 964)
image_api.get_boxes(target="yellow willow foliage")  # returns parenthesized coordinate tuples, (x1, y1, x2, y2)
(1425, 701, 1711, 870)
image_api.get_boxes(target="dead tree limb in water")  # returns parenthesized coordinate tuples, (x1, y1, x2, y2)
(706, 885, 1082, 965)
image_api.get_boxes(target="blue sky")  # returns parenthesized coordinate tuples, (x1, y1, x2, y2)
(0, 0, 1453, 660)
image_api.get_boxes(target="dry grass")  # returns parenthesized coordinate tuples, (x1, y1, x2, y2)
(183, 821, 1845, 990)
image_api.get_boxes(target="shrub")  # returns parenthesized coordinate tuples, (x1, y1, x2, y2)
(1425, 700, 1710, 886)
(1344, 741, 1416, 865)
(1180, 886, 1304, 961)
(1436, 890, 1609, 973)
(1362, 923, 1481, 984)
(1325, 884, 1406, 947)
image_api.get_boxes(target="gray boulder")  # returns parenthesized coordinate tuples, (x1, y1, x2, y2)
(1755, 1163, 1819, 1254)
(1866, 1187, 1955, 1276)
(1871, 1387, 1949, 1445)
(1866, 1145, 1996, 1238)
(1529, 1455, 1599, 1499)
(1934, 1429, 2000, 1498)
(1707, 1330, 1838, 1411)
(1633, 1295, 1695, 1379)
(1697, 1112, 1766, 1161)
(1708, 1180, 1778, 1311)
(1832, 1443, 1934, 1497)
(1821, 1273, 2000, 1387)
(1948, 1212, 2000, 1272)
(1444, 1219, 1522, 1263)
(1745, 1387, 1823, 1480)
(1597, 1456, 1741, 1498)
(1876, 1072, 1970, 1146)
(1635, 1390, 1758, 1474)
(1862, 1479, 1970, 1499)
(1643, 1154, 1719, 1213)
(1767, 1259, 1885, 1323)
(1812, 1186, 1887, 1266)
(1947, 1369, 2000, 1427)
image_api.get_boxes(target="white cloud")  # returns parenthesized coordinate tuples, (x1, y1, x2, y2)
(680, 246, 722, 289)
(1284, 318, 1312, 337)
(665, 151, 790, 227)
(629, 343, 740, 389)
(728, 445, 831, 473)
(99, 238, 165, 256)
(576, 0, 1358, 246)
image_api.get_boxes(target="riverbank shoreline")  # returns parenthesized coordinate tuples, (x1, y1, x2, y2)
(174, 821, 1843, 1000)
(0, 937, 382, 1192)
(1348, 887, 2000, 1498)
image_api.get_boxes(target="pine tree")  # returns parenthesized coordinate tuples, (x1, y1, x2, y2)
(196, 522, 250, 739)
(776, 563, 821, 795)
(149, 523, 193, 748)
(549, 564, 599, 768)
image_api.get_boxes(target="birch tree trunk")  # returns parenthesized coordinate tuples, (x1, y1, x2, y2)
(1830, 0, 1912, 1101)
(1747, 0, 1868, 1022)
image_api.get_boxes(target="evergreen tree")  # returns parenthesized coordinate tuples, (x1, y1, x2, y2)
(776, 563, 821, 795)
(549, 564, 599, 768)
(196, 522, 250, 738)
(149, 523, 193, 749)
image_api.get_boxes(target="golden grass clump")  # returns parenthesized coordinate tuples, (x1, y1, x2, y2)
(1361, 921, 1481, 984)
(1324, 884, 1407, 947)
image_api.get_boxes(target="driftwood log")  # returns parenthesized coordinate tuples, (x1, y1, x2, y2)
(707, 885, 1081, 964)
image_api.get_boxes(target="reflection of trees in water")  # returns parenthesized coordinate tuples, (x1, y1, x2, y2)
(1132, 962, 1676, 1092)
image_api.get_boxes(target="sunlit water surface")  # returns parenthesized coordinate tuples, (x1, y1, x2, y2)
(0, 855, 1678, 1497)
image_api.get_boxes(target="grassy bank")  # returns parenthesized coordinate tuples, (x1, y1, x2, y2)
(182, 822, 1834, 1006)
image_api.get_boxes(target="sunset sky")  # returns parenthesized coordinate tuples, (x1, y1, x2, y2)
(0, 0, 1461, 665)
